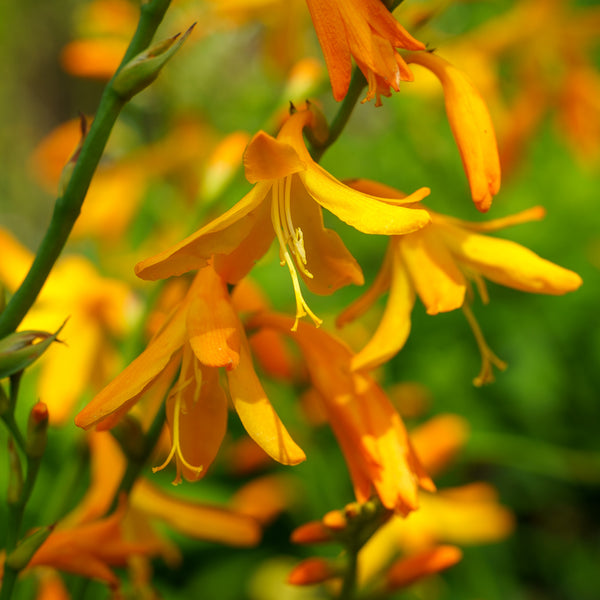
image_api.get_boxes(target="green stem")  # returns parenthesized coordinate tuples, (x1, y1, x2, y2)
(338, 547, 359, 600)
(109, 399, 167, 513)
(0, 0, 172, 339)
(309, 68, 366, 163)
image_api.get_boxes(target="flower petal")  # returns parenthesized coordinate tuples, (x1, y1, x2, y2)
(301, 166, 430, 235)
(186, 268, 241, 369)
(74, 304, 187, 429)
(290, 176, 364, 294)
(407, 52, 501, 212)
(166, 350, 228, 481)
(304, 0, 352, 101)
(399, 226, 467, 315)
(244, 131, 306, 182)
(135, 183, 271, 281)
(438, 222, 583, 294)
(227, 338, 306, 466)
(351, 249, 415, 371)
(131, 479, 261, 546)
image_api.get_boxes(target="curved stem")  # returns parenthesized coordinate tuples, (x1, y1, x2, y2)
(309, 68, 366, 163)
(0, 0, 172, 338)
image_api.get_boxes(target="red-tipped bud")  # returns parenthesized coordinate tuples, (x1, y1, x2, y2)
(288, 557, 338, 586)
(385, 545, 463, 591)
(27, 401, 49, 459)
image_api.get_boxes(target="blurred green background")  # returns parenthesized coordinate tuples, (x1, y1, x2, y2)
(1, 1, 599, 599)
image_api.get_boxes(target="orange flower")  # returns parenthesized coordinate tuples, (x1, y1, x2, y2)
(305, 0, 425, 104)
(136, 107, 431, 329)
(338, 180, 583, 376)
(75, 265, 306, 482)
(406, 51, 501, 212)
(27, 501, 155, 588)
(248, 312, 434, 515)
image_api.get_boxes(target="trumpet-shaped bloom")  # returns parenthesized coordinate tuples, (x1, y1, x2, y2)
(248, 311, 434, 515)
(75, 265, 305, 482)
(305, 0, 425, 104)
(136, 108, 431, 329)
(338, 180, 583, 374)
(0, 229, 136, 424)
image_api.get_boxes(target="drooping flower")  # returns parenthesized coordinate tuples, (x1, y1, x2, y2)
(405, 51, 501, 212)
(247, 311, 434, 515)
(0, 229, 136, 424)
(136, 107, 431, 330)
(75, 265, 306, 482)
(304, 0, 426, 104)
(337, 180, 583, 377)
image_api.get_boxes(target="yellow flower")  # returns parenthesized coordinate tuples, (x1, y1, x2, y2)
(75, 265, 306, 482)
(136, 107, 431, 330)
(0, 229, 136, 424)
(305, 0, 425, 104)
(338, 180, 583, 375)
(248, 311, 434, 515)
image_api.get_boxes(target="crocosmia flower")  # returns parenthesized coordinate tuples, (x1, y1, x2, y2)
(75, 265, 306, 482)
(338, 180, 583, 374)
(305, 0, 426, 104)
(136, 107, 431, 329)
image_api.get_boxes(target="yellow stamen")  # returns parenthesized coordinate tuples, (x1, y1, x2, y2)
(271, 176, 322, 330)
(152, 375, 204, 484)
(462, 302, 507, 386)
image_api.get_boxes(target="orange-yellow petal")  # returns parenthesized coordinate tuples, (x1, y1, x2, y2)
(399, 226, 467, 315)
(438, 222, 583, 294)
(131, 479, 261, 546)
(301, 165, 431, 234)
(244, 131, 306, 182)
(186, 268, 241, 369)
(227, 338, 306, 466)
(135, 183, 271, 280)
(290, 177, 364, 294)
(351, 249, 415, 372)
(407, 52, 501, 212)
(74, 304, 187, 429)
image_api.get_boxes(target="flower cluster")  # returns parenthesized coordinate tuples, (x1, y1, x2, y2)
(0, 0, 588, 598)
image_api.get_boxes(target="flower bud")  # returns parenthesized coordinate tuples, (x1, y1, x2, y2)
(5, 525, 55, 571)
(7, 439, 23, 505)
(0, 321, 66, 379)
(26, 402, 49, 459)
(287, 557, 338, 586)
(112, 24, 195, 100)
(291, 521, 334, 545)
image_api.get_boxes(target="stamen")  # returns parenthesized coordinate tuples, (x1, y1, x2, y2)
(271, 176, 322, 330)
(462, 303, 507, 386)
(152, 380, 204, 484)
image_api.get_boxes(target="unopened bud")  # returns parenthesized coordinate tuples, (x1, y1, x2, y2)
(291, 521, 334, 545)
(287, 557, 338, 586)
(7, 439, 24, 505)
(0, 321, 66, 379)
(5, 524, 55, 571)
(26, 402, 49, 459)
(113, 24, 195, 100)
(322, 509, 347, 531)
